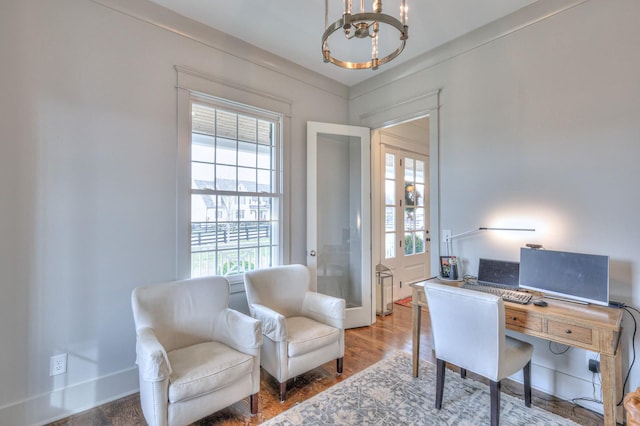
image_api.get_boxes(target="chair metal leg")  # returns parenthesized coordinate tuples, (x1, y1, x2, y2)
(250, 392, 259, 415)
(523, 361, 532, 407)
(279, 381, 287, 402)
(460, 368, 466, 379)
(490, 380, 501, 426)
(435, 358, 446, 410)
(337, 357, 344, 374)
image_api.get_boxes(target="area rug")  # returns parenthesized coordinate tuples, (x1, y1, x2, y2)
(261, 352, 577, 425)
(394, 296, 413, 308)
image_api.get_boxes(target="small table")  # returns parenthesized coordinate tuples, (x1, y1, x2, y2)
(411, 279, 624, 426)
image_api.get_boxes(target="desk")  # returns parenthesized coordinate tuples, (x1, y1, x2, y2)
(411, 279, 624, 426)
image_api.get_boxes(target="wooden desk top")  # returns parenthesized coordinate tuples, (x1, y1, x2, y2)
(411, 279, 623, 355)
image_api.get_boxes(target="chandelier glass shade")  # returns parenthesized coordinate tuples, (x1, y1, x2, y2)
(323, 0, 408, 70)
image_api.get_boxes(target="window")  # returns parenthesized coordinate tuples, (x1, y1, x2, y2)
(189, 96, 282, 278)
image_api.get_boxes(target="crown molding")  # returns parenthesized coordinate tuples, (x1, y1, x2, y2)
(88, 0, 350, 100)
(349, 0, 590, 101)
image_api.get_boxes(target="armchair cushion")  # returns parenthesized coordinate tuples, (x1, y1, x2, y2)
(167, 341, 254, 404)
(287, 316, 341, 357)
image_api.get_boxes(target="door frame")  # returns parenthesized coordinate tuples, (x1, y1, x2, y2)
(367, 93, 442, 304)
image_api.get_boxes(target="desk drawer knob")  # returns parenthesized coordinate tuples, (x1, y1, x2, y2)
(511, 317, 517, 321)
(565, 329, 572, 334)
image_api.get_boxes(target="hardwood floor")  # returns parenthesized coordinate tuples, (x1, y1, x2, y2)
(48, 304, 604, 425)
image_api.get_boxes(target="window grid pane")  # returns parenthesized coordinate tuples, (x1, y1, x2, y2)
(404, 232, 415, 255)
(385, 233, 396, 259)
(385, 153, 395, 179)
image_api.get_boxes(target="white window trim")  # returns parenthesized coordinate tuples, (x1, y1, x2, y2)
(176, 66, 292, 284)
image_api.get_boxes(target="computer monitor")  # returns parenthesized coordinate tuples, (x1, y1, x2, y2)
(519, 248, 609, 306)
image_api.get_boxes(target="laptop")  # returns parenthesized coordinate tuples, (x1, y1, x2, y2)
(476, 258, 520, 289)
(462, 258, 531, 304)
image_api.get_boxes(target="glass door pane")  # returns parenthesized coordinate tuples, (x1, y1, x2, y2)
(307, 121, 372, 328)
(384, 153, 396, 260)
(315, 133, 362, 308)
(404, 157, 426, 255)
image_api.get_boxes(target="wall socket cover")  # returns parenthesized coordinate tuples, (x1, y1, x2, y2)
(50, 353, 67, 376)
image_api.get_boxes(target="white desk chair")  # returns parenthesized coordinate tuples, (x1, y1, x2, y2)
(425, 282, 533, 426)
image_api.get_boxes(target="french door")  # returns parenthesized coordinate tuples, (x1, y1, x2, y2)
(307, 121, 372, 328)
(381, 146, 430, 300)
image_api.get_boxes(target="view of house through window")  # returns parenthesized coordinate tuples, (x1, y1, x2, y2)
(190, 97, 281, 278)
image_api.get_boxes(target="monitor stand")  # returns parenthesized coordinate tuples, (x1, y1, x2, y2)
(544, 294, 589, 305)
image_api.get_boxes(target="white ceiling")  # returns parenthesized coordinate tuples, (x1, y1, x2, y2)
(147, 0, 538, 86)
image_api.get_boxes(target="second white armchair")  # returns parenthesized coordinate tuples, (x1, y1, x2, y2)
(243, 264, 346, 401)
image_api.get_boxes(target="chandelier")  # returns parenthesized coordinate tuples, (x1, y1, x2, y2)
(322, 0, 408, 70)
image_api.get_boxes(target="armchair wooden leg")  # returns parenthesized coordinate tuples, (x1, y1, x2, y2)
(337, 357, 344, 374)
(460, 368, 467, 379)
(523, 361, 532, 407)
(279, 381, 287, 402)
(490, 380, 501, 426)
(250, 392, 259, 415)
(435, 358, 446, 410)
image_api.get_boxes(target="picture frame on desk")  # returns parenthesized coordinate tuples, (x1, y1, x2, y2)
(439, 256, 459, 280)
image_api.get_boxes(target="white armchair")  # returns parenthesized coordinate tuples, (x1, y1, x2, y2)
(425, 282, 533, 426)
(131, 276, 262, 426)
(243, 264, 345, 401)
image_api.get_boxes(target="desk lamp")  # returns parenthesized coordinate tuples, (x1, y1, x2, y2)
(444, 227, 536, 256)
(440, 227, 535, 280)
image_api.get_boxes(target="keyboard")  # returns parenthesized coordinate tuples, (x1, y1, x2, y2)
(461, 283, 532, 304)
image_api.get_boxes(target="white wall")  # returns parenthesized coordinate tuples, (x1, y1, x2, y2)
(351, 0, 640, 414)
(0, 0, 349, 424)
(4, 0, 638, 422)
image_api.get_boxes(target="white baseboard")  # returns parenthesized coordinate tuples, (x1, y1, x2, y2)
(0, 367, 139, 426)
(529, 362, 604, 415)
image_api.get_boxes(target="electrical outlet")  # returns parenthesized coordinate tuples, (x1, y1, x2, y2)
(50, 353, 67, 376)
(442, 229, 451, 243)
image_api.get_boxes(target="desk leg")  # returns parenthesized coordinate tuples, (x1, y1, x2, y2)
(601, 341, 623, 426)
(412, 302, 421, 377)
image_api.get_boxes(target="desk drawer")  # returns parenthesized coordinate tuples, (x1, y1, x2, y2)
(506, 308, 542, 332)
(547, 320, 592, 345)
